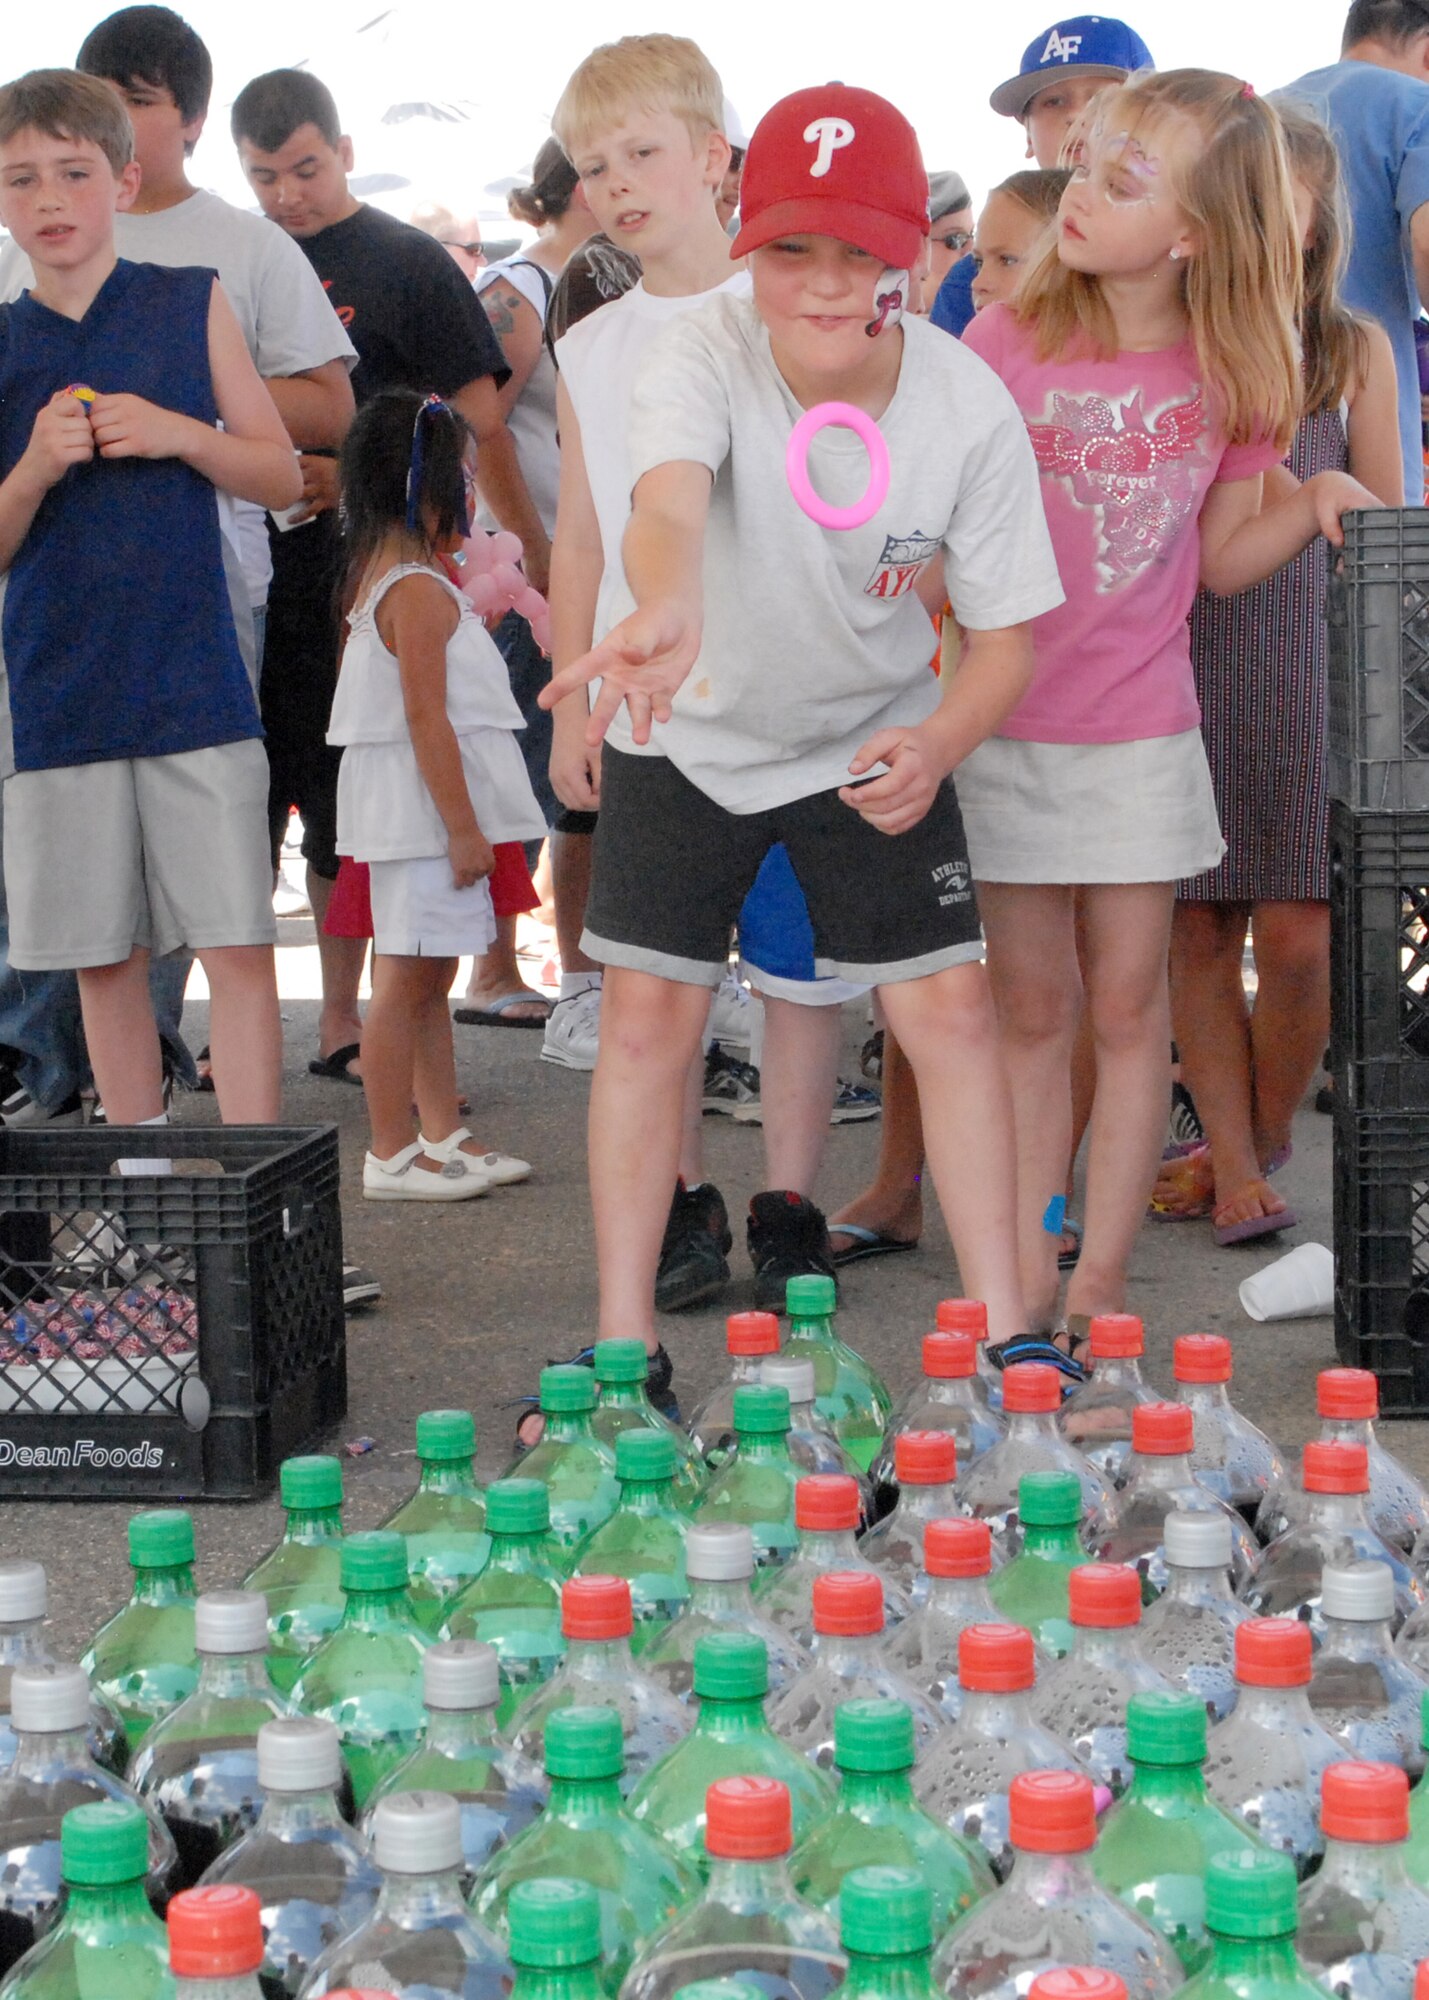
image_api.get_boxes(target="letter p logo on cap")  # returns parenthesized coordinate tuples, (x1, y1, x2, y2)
(804, 116, 855, 177)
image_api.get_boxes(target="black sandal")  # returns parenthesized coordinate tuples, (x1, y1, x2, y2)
(509, 1342, 680, 1455)
(986, 1323, 1089, 1386)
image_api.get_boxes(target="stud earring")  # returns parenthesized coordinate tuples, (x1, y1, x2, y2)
(1169, 248, 1181, 261)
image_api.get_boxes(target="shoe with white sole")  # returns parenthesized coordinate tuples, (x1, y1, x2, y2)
(363, 1141, 488, 1201)
(343, 1263, 383, 1310)
(708, 973, 760, 1049)
(420, 1127, 531, 1186)
(539, 984, 602, 1071)
(1, 1085, 85, 1128)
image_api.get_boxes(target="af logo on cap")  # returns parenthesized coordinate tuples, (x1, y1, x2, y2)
(1041, 27, 1085, 61)
(804, 115, 856, 177)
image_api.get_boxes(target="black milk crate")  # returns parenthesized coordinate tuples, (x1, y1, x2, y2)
(1329, 802, 1429, 1110)
(1333, 1104, 1429, 1416)
(1327, 508, 1429, 810)
(0, 1124, 346, 1499)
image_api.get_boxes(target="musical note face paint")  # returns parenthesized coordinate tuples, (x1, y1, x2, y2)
(1072, 109, 1168, 208)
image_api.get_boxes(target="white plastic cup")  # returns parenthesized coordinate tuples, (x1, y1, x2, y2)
(1239, 1242, 1335, 1323)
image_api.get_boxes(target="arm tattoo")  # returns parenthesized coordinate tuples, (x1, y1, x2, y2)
(482, 284, 526, 344)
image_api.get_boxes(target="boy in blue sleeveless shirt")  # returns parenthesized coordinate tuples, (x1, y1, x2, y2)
(0, 69, 301, 1123)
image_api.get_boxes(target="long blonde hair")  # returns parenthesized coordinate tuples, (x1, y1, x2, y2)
(1275, 102, 1371, 413)
(1015, 69, 1303, 450)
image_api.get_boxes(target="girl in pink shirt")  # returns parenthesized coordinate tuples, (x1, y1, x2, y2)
(957, 69, 1378, 1372)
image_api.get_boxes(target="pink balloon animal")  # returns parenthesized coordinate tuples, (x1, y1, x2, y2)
(456, 530, 551, 652)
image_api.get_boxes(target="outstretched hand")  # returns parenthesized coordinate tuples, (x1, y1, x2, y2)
(839, 724, 950, 836)
(539, 597, 701, 746)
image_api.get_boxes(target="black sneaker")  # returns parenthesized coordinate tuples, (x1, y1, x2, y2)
(342, 1263, 382, 1311)
(655, 1179, 732, 1312)
(747, 1190, 838, 1312)
(1167, 1079, 1204, 1150)
(703, 1042, 761, 1117)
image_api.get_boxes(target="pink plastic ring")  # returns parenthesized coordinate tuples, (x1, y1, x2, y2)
(785, 400, 890, 532)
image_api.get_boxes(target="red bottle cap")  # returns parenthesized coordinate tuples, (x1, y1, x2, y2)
(167, 1886, 263, 1978)
(726, 1312, 780, 1357)
(1235, 1617, 1312, 1687)
(1320, 1761, 1410, 1843)
(1031, 1975, 1128, 2000)
(893, 1430, 957, 1485)
(925, 1517, 993, 1578)
(705, 1775, 792, 1858)
(812, 1571, 883, 1636)
(1318, 1369, 1378, 1420)
(958, 1621, 1035, 1692)
(937, 1299, 988, 1338)
(1089, 1314, 1144, 1359)
(561, 1575, 632, 1640)
(796, 1475, 860, 1532)
(1304, 1441, 1369, 1493)
(1069, 1563, 1141, 1628)
(1003, 1363, 1060, 1413)
(1132, 1403, 1194, 1456)
(1174, 1334, 1233, 1383)
(1008, 1769, 1097, 1853)
(922, 1332, 977, 1380)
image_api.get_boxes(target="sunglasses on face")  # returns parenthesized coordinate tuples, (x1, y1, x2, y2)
(936, 229, 973, 253)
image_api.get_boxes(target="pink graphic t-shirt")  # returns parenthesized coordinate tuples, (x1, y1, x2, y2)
(962, 303, 1282, 744)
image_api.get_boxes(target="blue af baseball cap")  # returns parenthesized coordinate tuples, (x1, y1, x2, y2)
(990, 16, 1155, 119)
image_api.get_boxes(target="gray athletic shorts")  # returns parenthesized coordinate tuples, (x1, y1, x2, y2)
(4, 739, 278, 970)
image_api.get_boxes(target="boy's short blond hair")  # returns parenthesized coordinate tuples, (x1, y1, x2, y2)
(0, 69, 134, 174)
(552, 35, 723, 160)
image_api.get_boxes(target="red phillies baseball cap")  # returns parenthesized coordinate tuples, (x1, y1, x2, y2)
(732, 83, 929, 271)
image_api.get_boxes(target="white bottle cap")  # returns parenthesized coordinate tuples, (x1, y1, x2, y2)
(1163, 1511, 1232, 1569)
(761, 1356, 816, 1405)
(1322, 1559, 1396, 1622)
(11, 1662, 90, 1733)
(372, 1790, 463, 1873)
(0, 1560, 46, 1622)
(686, 1523, 756, 1581)
(258, 1715, 343, 1792)
(195, 1590, 270, 1655)
(424, 1639, 500, 1711)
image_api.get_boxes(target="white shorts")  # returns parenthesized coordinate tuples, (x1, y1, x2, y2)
(368, 855, 497, 958)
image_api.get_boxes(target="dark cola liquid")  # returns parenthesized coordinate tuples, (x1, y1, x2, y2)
(142, 1735, 354, 1890)
(0, 1774, 103, 1974)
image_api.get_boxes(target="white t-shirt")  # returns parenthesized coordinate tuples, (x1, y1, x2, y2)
(0, 189, 356, 606)
(555, 272, 751, 644)
(619, 292, 1065, 813)
(475, 256, 559, 536)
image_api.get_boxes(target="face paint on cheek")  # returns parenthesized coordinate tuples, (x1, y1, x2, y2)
(1082, 114, 1165, 206)
(866, 266, 909, 337)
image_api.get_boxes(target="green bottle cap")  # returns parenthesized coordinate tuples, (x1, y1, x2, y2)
(1018, 1469, 1082, 1527)
(615, 1428, 677, 1483)
(508, 1878, 602, 1970)
(486, 1478, 550, 1536)
(416, 1410, 475, 1460)
(593, 1339, 648, 1385)
(1127, 1689, 1207, 1766)
(61, 1800, 149, 1886)
(732, 1384, 791, 1436)
(541, 1365, 597, 1414)
(840, 1865, 933, 1957)
(128, 1509, 194, 1569)
(835, 1698, 916, 1774)
(693, 1631, 768, 1701)
(786, 1274, 837, 1317)
(340, 1530, 408, 1593)
(544, 1704, 624, 1780)
(1205, 1850, 1299, 1939)
(280, 1456, 343, 1511)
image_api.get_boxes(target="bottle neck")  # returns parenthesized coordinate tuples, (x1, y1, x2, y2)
(377, 1867, 469, 1922)
(1008, 1412, 1059, 1444)
(1071, 1625, 1138, 1667)
(1317, 1836, 1412, 1898)
(706, 1854, 798, 1903)
(130, 1562, 195, 1605)
(837, 1767, 917, 1813)
(0, 1616, 48, 1666)
(426, 1706, 503, 1754)
(1207, 1934, 1305, 1983)
(841, 1948, 936, 2000)
(894, 1485, 956, 1523)
(1233, 1684, 1314, 1727)
(788, 1315, 835, 1347)
(799, 1527, 862, 1563)
(961, 1687, 1035, 1732)
(341, 1584, 418, 1631)
(486, 1530, 549, 1568)
(262, 1787, 348, 1834)
(1163, 1564, 1236, 1604)
(815, 1630, 884, 1669)
(1181, 1381, 1232, 1416)
(283, 1504, 344, 1547)
(924, 1574, 994, 1615)
(544, 1410, 598, 1446)
(1306, 1491, 1372, 1531)
(196, 1651, 277, 1700)
(1093, 1358, 1146, 1388)
(1019, 1521, 1084, 1560)
(512, 1965, 606, 2000)
(61, 1878, 156, 1938)
(696, 1693, 771, 1738)
(567, 1635, 635, 1676)
(731, 1355, 769, 1386)
(13, 1723, 90, 1773)
(548, 1773, 624, 1819)
(1127, 1453, 1192, 1492)
(687, 1577, 756, 1616)
(617, 1477, 678, 1515)
(1126, 1761, 1210, 1810)
(600, 1383, 654, 1414)
(1010, 1849, 1095, 1899)
(737, 1432, 793, 1463)
(418, 1455, 481, 1496)
(1320, 1615, 1394, 1657)
(1322, 1417, 1373, 1451)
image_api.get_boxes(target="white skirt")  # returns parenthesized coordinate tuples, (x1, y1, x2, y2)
(368, 856, 497, 958)
(955, 728, 1226, 885)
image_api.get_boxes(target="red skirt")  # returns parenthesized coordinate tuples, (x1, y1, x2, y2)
(324, 844, 539, 939)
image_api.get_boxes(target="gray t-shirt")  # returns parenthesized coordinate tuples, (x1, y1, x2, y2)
(617, 292, 1064, 813)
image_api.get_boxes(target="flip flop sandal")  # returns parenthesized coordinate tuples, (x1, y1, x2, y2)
(1213, 1183, 1298, 1249)
(1058, 1217, 1083, 1272)
(986, 1330, 1089, 1385)
(830, 1224, 918, 1267)
(308, 1042, 362, 1084)
(453, 992, 552, 1029)
(508, 1341, 681, 1455)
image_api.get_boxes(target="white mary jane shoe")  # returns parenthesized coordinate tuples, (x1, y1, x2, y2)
(363, 1139, 488, 1202)
(420, 1126, 531, 1187)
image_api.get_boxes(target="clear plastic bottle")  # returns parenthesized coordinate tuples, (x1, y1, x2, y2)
(620, 1776, 845, 2000)
(693, 1387, 801, 1570)
(1094, 1404, 1260, 1596)
(1202, 1619, 1343, 1878)
(0, 1800, 172, 2000)
(984, 1471, 1090, 1659)
(754, 1479, 909, 1651)
(512, 1367, 621, 1566)
(828, 1866, 940, 2000)
(302, 1791, 512, 1998)
(858, 1435, 960, 1607)
(1296, 1761, 1429, 1999)
(1135, 1513, 1249, 1723)
(885, 1520, 1013, 1723)
(439, 1478, 566, 1727)
(1243, 1443, 1423, 1635)
(956, 1364, 1115, 1550)
(0, 1563, 126, 1778)
(764, 1575, 944, 1772)
(789, 1701, 993, 1928)
(913, 1623, 1084, 1883)
(378, 1411, 490, 1636)
(469, 1705, 698, 1992)
(289, 1531, 429, 1811)
(1259, 1371, 1429, 1556)
(505, 1576, 690, 1794)
(872, 1328, 1005, 1500)
(1171, 1336, 1285, 1527)
(930, 1769, 1183, 2000)
(1057, 1314, 1160, 1484)
(1090, 1690, 1262, 1972)
(196, 1717, 381, 2000)
(1309, 1562, 1427, 1776)
(590, 1340, 708, 1509)
(1027, 1565, 1169, 1798)
(361, 1640, 547, 1893)
(166, 1884, 264, 2000)
(506, 1878, 604, 2000)
(82, 1513, 198, 1755)
(937, 1300, 1004, 1406)
(686, 1315, 782, 1470)
(129, 1593, 289, 1890)
(628, 1632, 833, 1866)
(1176, 1851, 1328, 2000)
(782, 1275, 890, 1476)
(571, 1430, 692, 1648)
(641, 1526, 810, 1706)
(240, 1459, 345, 1699)
(0, 1666, 177, 1975)
(759, 1357, 875, 1518)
